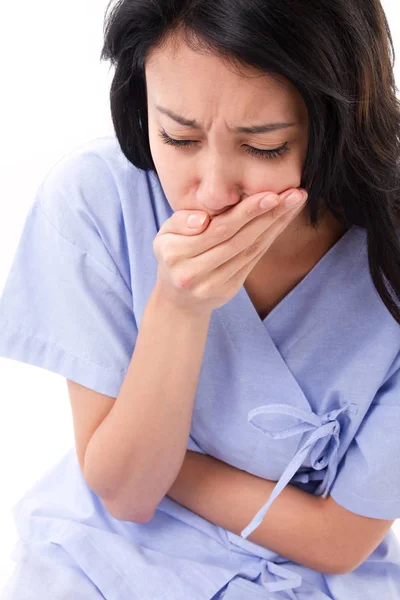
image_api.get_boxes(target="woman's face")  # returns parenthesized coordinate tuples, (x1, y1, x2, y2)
(145, 34, 309, 219)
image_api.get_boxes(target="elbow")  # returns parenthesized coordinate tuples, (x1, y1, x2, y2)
(99, 482, 157, 523)
(84, 470, 155, 524)
(102, 493, 156, 524)
(110, 504, 156, 524)
(83, 455, 161, 523)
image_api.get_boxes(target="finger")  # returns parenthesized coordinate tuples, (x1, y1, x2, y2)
(214, 199, 308, 287)
(180, 193, 308, 287)
(158, 209, 211, 237)
(155, 187, 307, 264)
(194, 197, 307, 296)
(215, 187, 308, 237)
(157, 187, 307, 238)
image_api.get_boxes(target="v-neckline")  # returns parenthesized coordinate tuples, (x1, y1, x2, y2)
(239, 224, 359, 328)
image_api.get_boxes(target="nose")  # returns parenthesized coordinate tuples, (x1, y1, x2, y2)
(196, 155, 242, 216)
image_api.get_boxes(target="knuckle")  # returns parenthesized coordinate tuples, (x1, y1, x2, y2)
(244, 204, 260, 220)
(175, 268, 194, 289)
(242, 237, 262, 257)
(163, 253, 176, 267)
(162, 247, 180, 266)
(268, 205, 281, 219)
(213, 222, 229, 238)
(230, 232, 245, 252)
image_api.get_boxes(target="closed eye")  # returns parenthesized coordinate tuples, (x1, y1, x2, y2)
(158, 129, 290, 160)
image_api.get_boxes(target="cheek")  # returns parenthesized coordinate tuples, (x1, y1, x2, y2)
(148, 142, 189, 211)
(243, 154, 303, 196)
(148, 131, 183, 180)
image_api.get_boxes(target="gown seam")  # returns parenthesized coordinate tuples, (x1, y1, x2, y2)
(37, 190, 128, 283)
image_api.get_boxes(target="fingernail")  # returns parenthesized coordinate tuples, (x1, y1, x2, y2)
(284, 190, 307, 208)
(188, 213, 207, 228)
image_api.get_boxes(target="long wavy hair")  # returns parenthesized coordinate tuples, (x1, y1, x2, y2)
(100, 0, 400, 325)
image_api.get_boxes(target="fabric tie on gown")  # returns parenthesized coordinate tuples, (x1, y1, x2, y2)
(240, 402, 353, 540)
(258, 559, 302, 599)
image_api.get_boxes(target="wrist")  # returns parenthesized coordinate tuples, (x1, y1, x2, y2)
(152, 279, 213, 320)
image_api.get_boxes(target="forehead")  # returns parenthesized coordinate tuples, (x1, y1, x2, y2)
(145, 34, 304, 122)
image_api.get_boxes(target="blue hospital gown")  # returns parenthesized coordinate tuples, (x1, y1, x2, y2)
(1, 134, 400, 600)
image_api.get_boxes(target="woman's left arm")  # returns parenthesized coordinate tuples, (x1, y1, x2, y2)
(165, 450, 338, 574)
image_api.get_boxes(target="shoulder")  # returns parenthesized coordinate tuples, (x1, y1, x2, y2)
(28, 134, 171, 286)
(37, 134, 145, 230)
(33, 135, 166, 264)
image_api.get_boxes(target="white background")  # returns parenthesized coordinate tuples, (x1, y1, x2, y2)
(0, 0, 400, 592)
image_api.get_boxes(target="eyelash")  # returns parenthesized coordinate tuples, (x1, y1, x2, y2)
(157, 129, 290, 160)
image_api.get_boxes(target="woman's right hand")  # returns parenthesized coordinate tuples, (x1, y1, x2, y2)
(153, 187, 308, 316)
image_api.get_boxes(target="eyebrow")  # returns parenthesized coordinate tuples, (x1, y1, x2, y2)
(155, 105, 297, 134)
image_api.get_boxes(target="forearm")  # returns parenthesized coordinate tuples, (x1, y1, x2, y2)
(166, 451, 335, 574)
(84, 282, 212, 522)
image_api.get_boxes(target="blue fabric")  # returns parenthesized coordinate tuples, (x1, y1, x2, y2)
(1, 134, 400, 599)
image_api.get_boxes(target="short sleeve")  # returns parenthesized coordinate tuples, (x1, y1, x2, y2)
(329, 365, 400, 520)
(0, 153, 138, 398)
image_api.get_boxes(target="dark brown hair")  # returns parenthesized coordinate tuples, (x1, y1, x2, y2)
(100, 0, 400, 324)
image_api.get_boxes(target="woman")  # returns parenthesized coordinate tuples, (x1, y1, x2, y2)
(1, 0, 400, 598)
